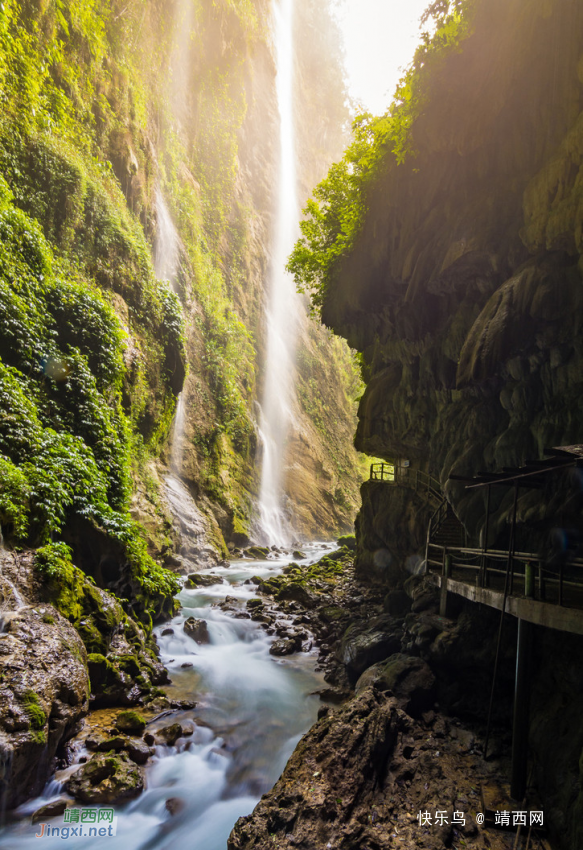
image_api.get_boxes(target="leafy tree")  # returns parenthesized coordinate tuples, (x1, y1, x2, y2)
(287, 0, 476, 314)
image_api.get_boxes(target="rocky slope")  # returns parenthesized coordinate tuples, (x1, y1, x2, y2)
(0, 546, 176, 809)
(227, 549, 525, 850)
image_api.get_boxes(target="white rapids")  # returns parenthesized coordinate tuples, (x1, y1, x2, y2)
(0, 543, 335, 850)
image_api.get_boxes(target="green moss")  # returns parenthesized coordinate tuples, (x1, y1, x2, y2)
(31, 729, 47, 745)
(22, 690, 47, 731)
(115, 710, 146, 735)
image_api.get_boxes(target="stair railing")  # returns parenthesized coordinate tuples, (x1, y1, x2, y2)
(369, 463, 442, 506)
(424, 497, 448, 573)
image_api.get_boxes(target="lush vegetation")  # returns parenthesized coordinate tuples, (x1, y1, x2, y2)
(0, 0, 184, 622)
(0, 0, 368, 617)
(287, 0, 476, 313)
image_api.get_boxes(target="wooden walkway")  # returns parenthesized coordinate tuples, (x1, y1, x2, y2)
(369, 453, 583, 801)
(369, 462, 583, 633)
(426, 542, 583, 634)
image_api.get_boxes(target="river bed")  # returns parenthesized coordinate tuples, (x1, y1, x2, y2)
(0, 543, 333, 850)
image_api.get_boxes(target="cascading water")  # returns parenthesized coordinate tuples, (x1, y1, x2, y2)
(154, 188, 180, 294)
(0, 543, 334, 850)
(154, 188, 186, 477)
(257, 0, 300, 547)
(153, 190, 214, 571)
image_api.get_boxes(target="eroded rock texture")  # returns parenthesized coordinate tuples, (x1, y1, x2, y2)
(0, 604, 88, 808)
(229, 688, 496, 850)
(322, 0, 583, 542)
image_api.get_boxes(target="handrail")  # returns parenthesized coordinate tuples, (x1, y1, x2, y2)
(427, 542, 583, 569)
(370, 463, 443, 505)
(428, 537, 583, 610)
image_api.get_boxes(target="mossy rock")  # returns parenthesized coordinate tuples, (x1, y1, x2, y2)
(21, 690, 47, 731)
(185, 573, 220, 588)
(245, 546, 270, 560)
(337, 534, 356, 551)
(326, 548, 349, 562)
(320, 606, 347, 623)
(66, 752, 143, 804)
(115, 710, 146, 735)
(276, 583, 317, 609)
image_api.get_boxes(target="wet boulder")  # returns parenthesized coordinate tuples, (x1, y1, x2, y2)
(355, 653, 436, 716)
(166, 797, 185, 816)
(156, 723, 183, 746)
(269, 636, 302, 656)
(276, 583, 316, 609)
(114, 710, 146, 735)
(292, 550, 307, 560)
(97, 735, 152, 766)
(185, 573, 221, 588)
(66, 752, 143, 804)
(228, 688, 407, 850)
(244, 547, 270, 560)
(336, 625, 401, 684)
(183, 617, 210, 644)
(32, 799, 68, 823)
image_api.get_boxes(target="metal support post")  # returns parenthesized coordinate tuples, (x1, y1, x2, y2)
(511, 556, 533, 801)
(440, 552, 452, 618)
(511, 617, 532, 801)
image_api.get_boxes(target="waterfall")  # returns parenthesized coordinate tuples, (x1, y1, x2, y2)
(154, 188, 186, 474)
(154, 187, 180, 293)
(257, 0, 299, 546)
(169, 392, 185, 475)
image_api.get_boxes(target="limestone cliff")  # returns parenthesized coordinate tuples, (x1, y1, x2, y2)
(320, 0, 583, 543)
(307, 2, 583, 846)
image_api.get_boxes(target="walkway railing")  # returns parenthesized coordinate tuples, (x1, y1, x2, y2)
(369, 463, 443, 506)
(426, 542, 583, 608)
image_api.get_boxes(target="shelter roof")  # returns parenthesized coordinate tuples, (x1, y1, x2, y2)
(449, 445, 583, 490)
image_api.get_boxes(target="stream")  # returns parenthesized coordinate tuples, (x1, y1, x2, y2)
(0, 543, 333, 850)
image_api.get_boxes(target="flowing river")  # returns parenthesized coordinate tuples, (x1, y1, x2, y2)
(1, 543, 333, 850)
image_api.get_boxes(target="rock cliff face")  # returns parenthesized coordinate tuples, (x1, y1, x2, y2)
(153, 0, 366, 544)
(0, 552, 88, 808)
(322, 0, 583, 541)
(309, 2, 583, 847)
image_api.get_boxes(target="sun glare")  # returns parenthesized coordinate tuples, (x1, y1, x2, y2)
(335, 0, 433, 115)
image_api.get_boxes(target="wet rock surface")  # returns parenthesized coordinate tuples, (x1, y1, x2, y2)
(66, 752, 144, 804)
(183, 616, 210, 644)
(0, 547, 177, 810)
(0, 592, 89, 808)
(230, 547, 523, 850)
(229, 686, 512, 850)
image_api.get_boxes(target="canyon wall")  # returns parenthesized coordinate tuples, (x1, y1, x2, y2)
(321, 0, 583, 546)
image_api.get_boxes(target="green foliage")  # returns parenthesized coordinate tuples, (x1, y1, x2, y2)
(0, 150, 180, 613)
(35, 542, 86, 622)
(287, 0, 476, 313)
(0, 456, 29, 538)
(287, 113, 381, 312)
